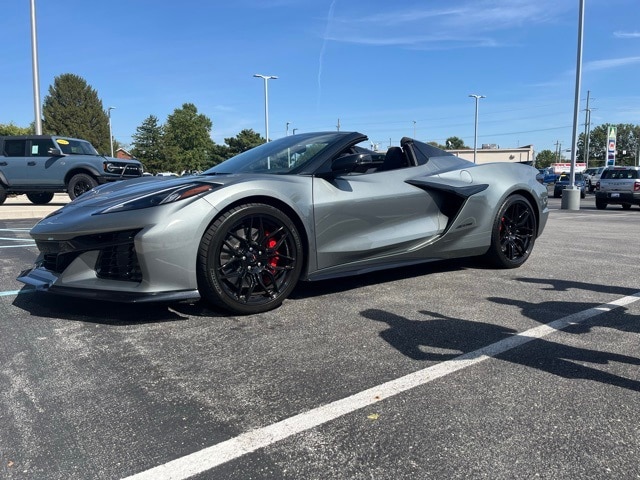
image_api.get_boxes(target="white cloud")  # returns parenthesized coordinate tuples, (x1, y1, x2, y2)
(614, 31, 640, 38)
(585, 56, 640, 71)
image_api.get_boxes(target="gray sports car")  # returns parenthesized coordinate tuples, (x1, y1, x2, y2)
(18, 131, 548, 315)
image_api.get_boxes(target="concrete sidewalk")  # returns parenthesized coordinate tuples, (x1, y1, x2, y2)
(1, 193, 70, 220)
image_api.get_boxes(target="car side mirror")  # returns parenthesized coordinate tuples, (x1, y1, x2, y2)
(331, 153, 373, 173)
(48, 148, 64, 156)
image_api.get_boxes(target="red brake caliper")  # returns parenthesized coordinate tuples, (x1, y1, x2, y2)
(267, 234, 278, 269)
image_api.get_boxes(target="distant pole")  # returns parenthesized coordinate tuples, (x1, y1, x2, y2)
(30, 0, 42, 134)
(253, 74, 278, 141)
(108, 107, 115, 157)
(413, 120, 416, 138)
(469, 94, 486, 163)
(583, 90, 592, 168)
(336, 118, 340, 131)
(286, 122, 290, 136)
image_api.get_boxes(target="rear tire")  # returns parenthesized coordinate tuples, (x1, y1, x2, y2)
(197, 203, 303, 315)
(26, 192, 54, 204)
(0, 185, 6, 205)
(595, 198, 607, 210)
(484, 194, 536, 269)
(622, 203, 632, 210)
(67, 173, 98, 200)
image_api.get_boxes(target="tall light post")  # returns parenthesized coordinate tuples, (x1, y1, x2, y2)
(108, 106, 115, 157)
(469, 94, 486, 164)
(253, 74, 278, 141)
(562, 0, 585, 211)
(30, 0, 42, 134)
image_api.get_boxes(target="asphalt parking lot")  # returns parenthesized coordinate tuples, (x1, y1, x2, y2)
(0, 192, 639, 480)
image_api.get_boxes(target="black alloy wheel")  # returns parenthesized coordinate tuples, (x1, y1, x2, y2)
(68, 173, 98, 200)
(485, 194, 537, 269)
(197, 203, 303, 315)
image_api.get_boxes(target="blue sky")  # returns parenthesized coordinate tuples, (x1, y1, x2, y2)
(2, 0, 639, 154)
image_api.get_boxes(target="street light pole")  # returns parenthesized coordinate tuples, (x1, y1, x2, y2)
(469, 94, 486, 164)
(562, 0, 585, 210)
(108, 106, 115, 157)
(253, 74, 278, 141)
(30, 0, 42, 134)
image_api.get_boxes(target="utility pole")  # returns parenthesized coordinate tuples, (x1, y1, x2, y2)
(555, 140, 561, 162)
(583, 90, 592, 168)
(336, 118, 340, 131)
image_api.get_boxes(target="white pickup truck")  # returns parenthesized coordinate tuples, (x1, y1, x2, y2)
(595, 166, 640, 210)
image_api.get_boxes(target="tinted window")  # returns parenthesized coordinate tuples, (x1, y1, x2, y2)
(4, 139, 26, 156)
(601, 169, 639, 180)
(30, 139, 54, 157)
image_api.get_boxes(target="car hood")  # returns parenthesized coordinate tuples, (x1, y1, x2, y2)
(58, 174, 227, 211)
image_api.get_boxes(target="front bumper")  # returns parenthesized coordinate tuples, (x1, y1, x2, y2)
(17, 265, 200, 303)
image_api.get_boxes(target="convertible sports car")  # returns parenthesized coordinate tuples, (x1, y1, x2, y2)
(18, 132, 548, 315)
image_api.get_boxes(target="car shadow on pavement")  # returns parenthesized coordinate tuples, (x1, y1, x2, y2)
(290, 258, 468, 299)
(12, 288, 191, 325)
(362, 305, 640, 392)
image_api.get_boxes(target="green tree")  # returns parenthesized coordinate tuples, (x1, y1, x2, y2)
(225, 129, 264, 157)
(42, 73, 110, 153)
(445, 136, 468, 149)
(534, 149, 555, 168)
(578, 123, 639, 166)
(0, 122, 32, 135)
(131, 115, 165, 173)
(163, 103, 214, 173)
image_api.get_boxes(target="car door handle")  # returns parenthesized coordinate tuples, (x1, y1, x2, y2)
(0, 161, 7, 166)
(28, 161, 37, 166)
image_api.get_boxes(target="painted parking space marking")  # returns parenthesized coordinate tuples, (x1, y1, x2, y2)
(0, 228, 36, 249)
(124, 292, 640, 480)
(0, 289, 32, 297)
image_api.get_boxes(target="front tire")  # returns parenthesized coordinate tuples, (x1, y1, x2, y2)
(197, 203, 303, 315)
(484, 194, 536, 269)
(67, 173, 98, 200)
(26, 192, 54, 204)
(0, 185, 7, 205)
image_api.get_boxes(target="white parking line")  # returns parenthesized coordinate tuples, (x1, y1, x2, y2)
(123, 292, 640, 480)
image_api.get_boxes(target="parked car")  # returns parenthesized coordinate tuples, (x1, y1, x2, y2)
(537, 168, 558, 184)
(18, 132, 549, 315)
(0, 135, 143, 205)
(595, 166, 640, 210)
(583, 166, 605, 192)
(553, 172, 587, 198)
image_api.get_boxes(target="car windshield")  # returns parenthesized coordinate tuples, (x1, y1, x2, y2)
(559, 173, 584, 181)
(54, 137, 99, 155)
(205, 132, 344, 175)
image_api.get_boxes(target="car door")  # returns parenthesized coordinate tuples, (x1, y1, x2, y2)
(312, 166, 445, 271)
(23, 138, 66, 187)
(0, 139, 28, 186)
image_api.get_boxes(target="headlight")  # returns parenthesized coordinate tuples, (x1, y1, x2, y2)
(97, 183, 218, 214)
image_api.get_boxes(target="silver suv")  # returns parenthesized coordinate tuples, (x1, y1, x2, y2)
(583, 166, 604, 193)
(0, 135, 143, 205)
